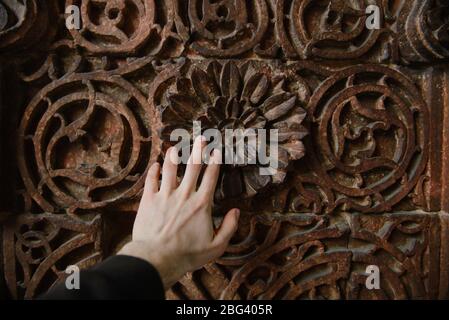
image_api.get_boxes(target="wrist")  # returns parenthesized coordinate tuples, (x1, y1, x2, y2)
(118, 241, 177, 290)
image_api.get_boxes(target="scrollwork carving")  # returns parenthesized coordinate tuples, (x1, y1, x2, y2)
(276, 0, 388, 60)
(17, 74, 160, 213)
(0, 0, 448, 303)
(0, 0, 58, 53)
(2, 213, 103, 299)
(66, 0, 188, 57)
(189, 0, 270, 57)
(398, 0, 449, 62)
(169, 212, 442, 300)
(289, 63, 429, 214)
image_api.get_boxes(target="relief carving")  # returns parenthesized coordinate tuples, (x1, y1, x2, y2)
(189, 0, 270, 57)
(398, 0, 449, 62)
(0, 0, 448, 301)
(17, 74, 161, 213)
(158, 60, 307, 201)
(290, 63, 429, 214)
(168, 212, 444, 300)
(0, 0, 58, 53)
(66, 0, 188, 57)
(275, 0, 390, 60)
(2, 213, 103, 299)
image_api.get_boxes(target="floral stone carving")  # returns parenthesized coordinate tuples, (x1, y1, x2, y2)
(159, 60, 307, 201)
(1, 0, 449, 301)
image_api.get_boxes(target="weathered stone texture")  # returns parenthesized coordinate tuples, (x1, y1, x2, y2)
(0, 0, 448, 299)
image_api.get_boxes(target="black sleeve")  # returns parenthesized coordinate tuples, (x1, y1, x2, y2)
(39, 255, 165, 300)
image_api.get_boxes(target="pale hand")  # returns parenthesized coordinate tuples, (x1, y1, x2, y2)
(119, 137, 240, 289)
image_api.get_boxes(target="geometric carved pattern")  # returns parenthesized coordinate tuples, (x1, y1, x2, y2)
(0, 0, 58, 53)
(1, 0, 449, 300)
(0, 0, 446, 62)
(275, 0, 386, 60)
(168, 212, 447, 300)
(188, 0, 392, 60)
(398, 0, 449, 62)
(2, 213, 103, 299)
(291, 63, 429, 214)
(17, 74, 160, 213)
(188, 0, 269, 57)
(65, 0, 188, 56)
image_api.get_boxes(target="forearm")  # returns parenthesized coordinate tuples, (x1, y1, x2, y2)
(39, 255, 165, 300)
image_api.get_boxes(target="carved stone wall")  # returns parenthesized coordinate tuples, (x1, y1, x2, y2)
(0, 0, 448, 300)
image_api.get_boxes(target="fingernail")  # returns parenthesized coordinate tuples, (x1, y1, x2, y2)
(235, 209, 240, 219)
(166, 147, 174, 156)
(169, 147, 179, 163)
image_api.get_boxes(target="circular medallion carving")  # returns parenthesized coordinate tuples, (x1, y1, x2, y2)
(18, 74, 160, 212)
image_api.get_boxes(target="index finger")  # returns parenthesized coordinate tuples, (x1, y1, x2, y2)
(198, 149, 222, 197)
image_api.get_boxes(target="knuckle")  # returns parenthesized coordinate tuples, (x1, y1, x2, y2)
(192, 201, 205, 213)
(175, 188, 190, 201)
(143, 191, 155, 201)
(211, 238, 227, 250)
(209, 242, 227, 257)
(158, 189, 171, 200)
(196, 193, 210, 206)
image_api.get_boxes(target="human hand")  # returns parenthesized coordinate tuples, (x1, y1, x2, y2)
(119, 136, 240, 289)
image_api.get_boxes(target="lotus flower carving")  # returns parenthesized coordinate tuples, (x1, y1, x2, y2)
(159, 61, 307, 201)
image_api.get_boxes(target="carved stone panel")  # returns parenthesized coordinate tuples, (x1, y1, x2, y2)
(397, 0, 449, 63)
(0, 0, 448, 300)
(168, 212, 448, 300)
(2, 213, 103, 299)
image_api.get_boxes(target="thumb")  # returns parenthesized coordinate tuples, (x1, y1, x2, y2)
(211, 209, 240, 251)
